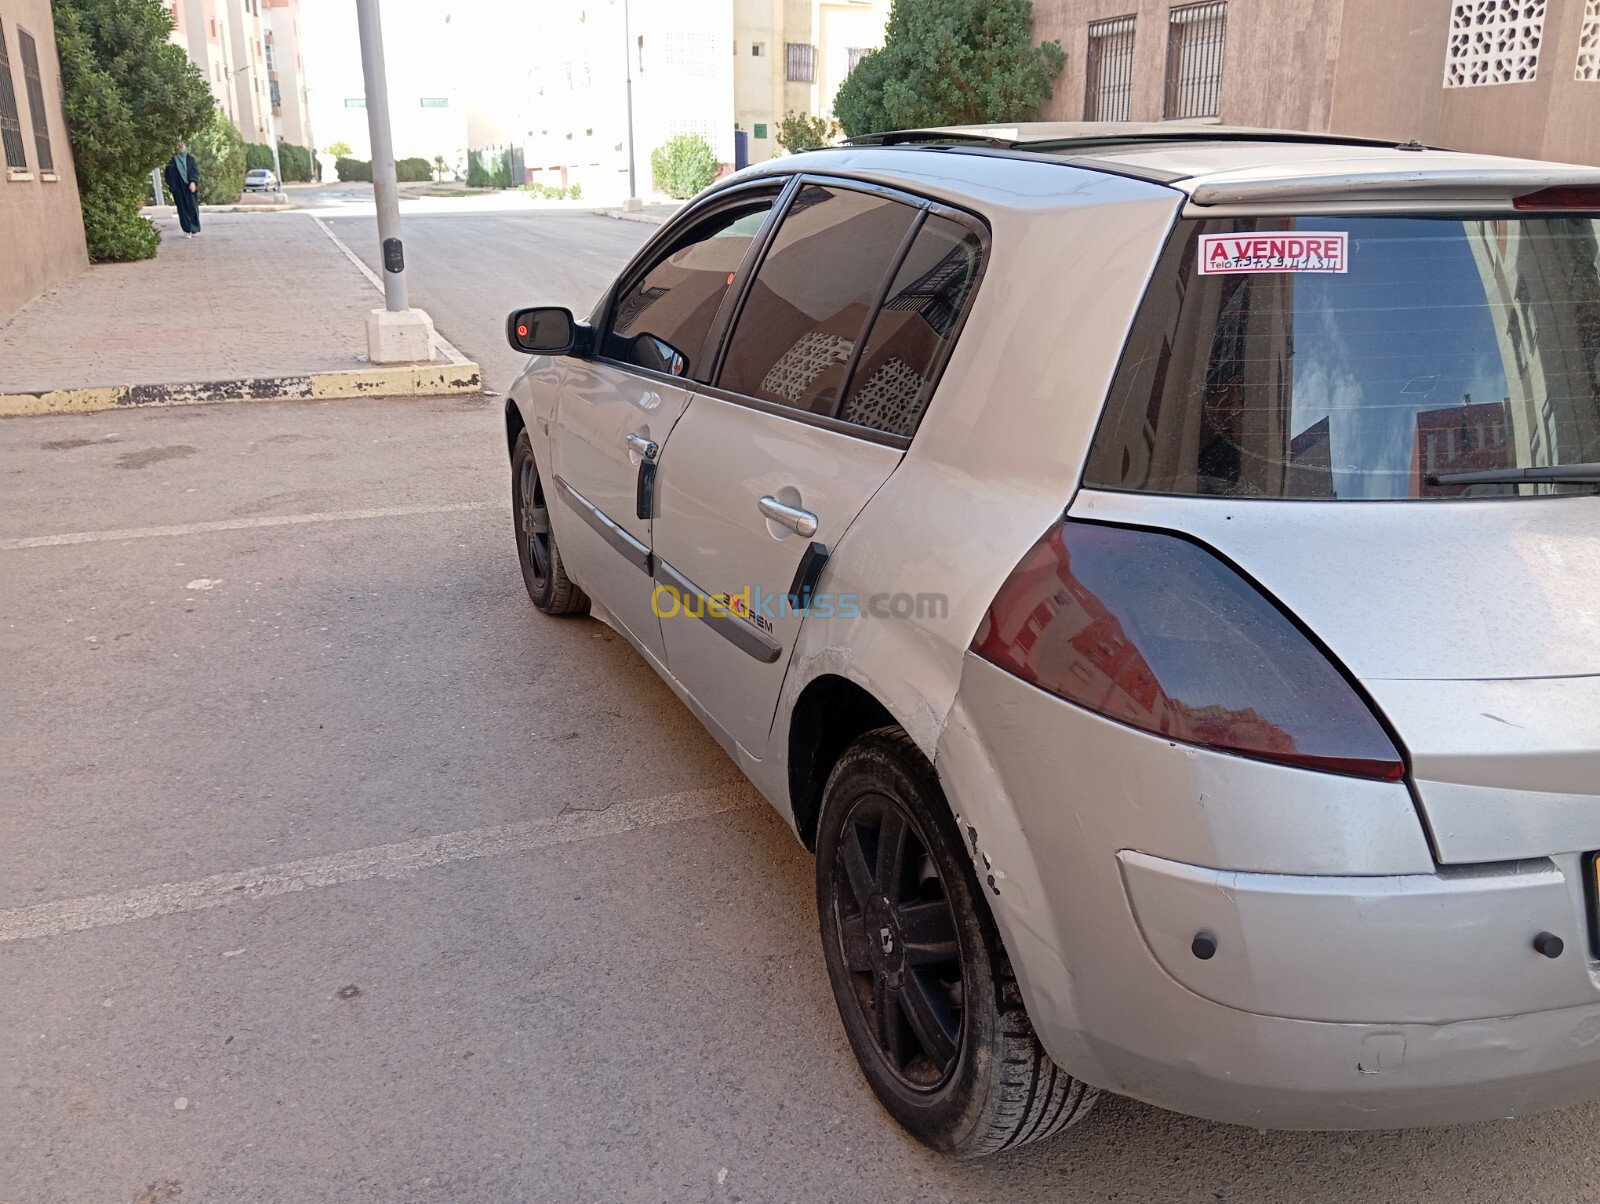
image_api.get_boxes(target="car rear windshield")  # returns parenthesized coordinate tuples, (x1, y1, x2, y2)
(1084, 215, 1600, 500)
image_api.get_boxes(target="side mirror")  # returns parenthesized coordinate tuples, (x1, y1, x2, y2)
(507, 306, 589, 356)
(630, 333, 687, 377)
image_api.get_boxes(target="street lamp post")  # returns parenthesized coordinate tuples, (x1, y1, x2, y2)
(354, 0, 436, 362)
(623, 0, 639, 210)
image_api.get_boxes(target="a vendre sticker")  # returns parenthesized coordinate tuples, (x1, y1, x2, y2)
(1198, 232, 1348, 274)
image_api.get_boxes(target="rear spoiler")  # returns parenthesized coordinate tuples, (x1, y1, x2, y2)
(1189, 167, 1600, 207)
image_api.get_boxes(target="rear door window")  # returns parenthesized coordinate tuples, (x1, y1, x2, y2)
(716, 184, 921, 415)
(837, 214, 984, 437)
(1085, 215, 1600, 499)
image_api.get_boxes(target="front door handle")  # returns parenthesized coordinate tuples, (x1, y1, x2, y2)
(759, 495, 819, 539)
(625, 432, 659, 462)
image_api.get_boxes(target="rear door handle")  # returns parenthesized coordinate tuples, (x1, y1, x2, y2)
(625, 433, 659, 462)
(759, 496, 819, 538)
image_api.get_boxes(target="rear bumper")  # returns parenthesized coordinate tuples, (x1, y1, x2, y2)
(1070, 1001, 1600, 1130)
(937, 653, 1600, 1129)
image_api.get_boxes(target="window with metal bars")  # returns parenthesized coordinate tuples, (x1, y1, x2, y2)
(1164, 1, 1227, 119)
(1085, 15, 1136, 122)
(0, 19, 26, 171)
(786, 43, 815, 82)
(847, 47, 872, 75)
(17, 28, 51, 172)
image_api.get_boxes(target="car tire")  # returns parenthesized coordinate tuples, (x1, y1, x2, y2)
(511, 430, 588, 616)
(815, 726, 1099, 1158)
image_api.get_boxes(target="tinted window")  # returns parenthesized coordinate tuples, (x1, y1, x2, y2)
(718, 185, 920, 414)
(607, 195, 777, 380)
(1085, 216, 1600, 499)
(837, 215, 983, 437)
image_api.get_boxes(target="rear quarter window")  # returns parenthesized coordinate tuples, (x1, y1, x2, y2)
(1085, 215, 1600, 500)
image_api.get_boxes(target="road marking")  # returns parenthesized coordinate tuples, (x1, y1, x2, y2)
(0, 782, 759, 943)
(0, 501, 494, 550)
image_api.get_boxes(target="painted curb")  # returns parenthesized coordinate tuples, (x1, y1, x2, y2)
(0, 361, 483, 418)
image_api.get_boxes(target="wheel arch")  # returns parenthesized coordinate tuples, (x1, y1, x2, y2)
(505, 398, 527, 461)
(786, 673, 900, 852)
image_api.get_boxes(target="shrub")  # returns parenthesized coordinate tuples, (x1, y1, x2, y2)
(335, 156, 372, 183)
(650, 133, 716, 200)
(466, 148, 512, 189)
(395, 156, 432, 182)
(244, 143, 275, 172)
(53, 0, 213, 261)
(276, 142, 313, 183)
(190, 107, 246, 204)
(775, 111, 837, 153)
(521, 182, 585, 200)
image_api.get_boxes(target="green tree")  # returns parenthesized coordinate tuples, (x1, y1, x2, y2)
(432, 155, 447, 181)
(324, 140, 354, 157)
(833, 0, 1065, 137)
(650, 133, 717, 200)
(775, 111, 837, 154)
(189, 107, 246, 203)
(53, 0, 214, 261)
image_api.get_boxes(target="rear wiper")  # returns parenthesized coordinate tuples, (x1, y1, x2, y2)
(1425, 463, 1600, 486)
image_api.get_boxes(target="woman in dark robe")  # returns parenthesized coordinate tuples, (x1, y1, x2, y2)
(164, 142, 202, 237)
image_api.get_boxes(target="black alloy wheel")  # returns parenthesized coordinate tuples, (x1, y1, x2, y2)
(517, 452, 552, 595)
(510, 430, 587, 616)
(816, 728, 1100, 1157)
(830, 789, 965, 1092)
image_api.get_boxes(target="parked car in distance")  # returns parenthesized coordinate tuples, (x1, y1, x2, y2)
(497, 123, 1600, 1157)
(243, 168, 279, 193)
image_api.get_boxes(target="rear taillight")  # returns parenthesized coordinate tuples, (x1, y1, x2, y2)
(970, 521, 1405, 782)
(1513, 186, 1600, 210)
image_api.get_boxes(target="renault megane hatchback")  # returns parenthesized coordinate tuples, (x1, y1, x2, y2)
(497, 125, 1600, 1156)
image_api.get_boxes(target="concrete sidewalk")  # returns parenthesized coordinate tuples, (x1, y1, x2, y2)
(0, 210, 479, 416)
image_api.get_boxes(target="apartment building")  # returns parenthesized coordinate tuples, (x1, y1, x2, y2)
(263, 0, 313, 148)
(509, 0, 887, 200)
(733, 0, 889, 161)
(0, 0, 87, 320)
(1033, 0, 1600, 166)
(164, 0, 275, 144)
(518, 0, 736, 196)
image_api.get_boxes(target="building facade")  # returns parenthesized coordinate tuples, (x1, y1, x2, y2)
(511, 0, 887, 199)
(263, 0, 312, 148)
(1034, 0, 1600, 166)
(0, 0, 87, 320)
(164, 0, 279, 145)
(733, 0, 889, 161)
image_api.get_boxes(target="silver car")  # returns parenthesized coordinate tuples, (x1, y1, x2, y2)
(243, 168, 278, 193)
(499, 125, 1600, 1156)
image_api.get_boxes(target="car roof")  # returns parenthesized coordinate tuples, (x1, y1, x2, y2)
(820, 124, 1600, 209)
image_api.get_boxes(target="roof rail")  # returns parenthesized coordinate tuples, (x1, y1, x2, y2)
(843, 130, 1019, 149)
(843, 128, 1448, 155)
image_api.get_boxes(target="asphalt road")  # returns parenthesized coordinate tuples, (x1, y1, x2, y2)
(317, 192, 658, 393)
(6, 211, 1600, 1202)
